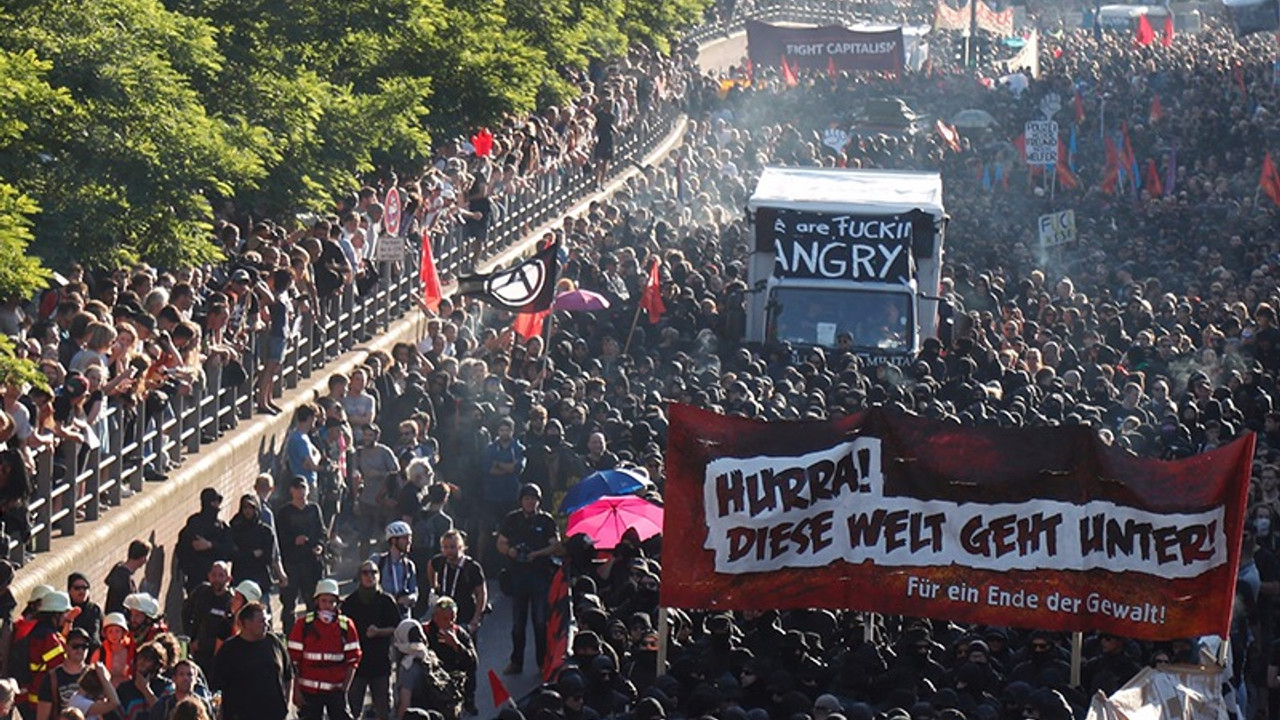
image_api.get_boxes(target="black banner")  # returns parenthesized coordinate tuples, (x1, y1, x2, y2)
(746, 20, 904, 74)
(457, 241, 559, 312)
(755, 208, 913, 283)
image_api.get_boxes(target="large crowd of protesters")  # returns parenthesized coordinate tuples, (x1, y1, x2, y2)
(2, 1, 1280, 720)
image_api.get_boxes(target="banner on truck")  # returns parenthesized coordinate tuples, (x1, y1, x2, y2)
(747, 21, 904, 74)
(661, 404, 1252, 640)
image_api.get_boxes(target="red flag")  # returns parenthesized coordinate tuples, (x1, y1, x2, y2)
(487, 670, 512, 709)
(1135, 14, 1155, 45)
(1261, 152, 1280, 206)
(1012, 133, 1027, 161)
(1144, 159, 1163, 197)
(744, 57, 754, 84)
(1162, 14, 1174, 46)
(1056, 139, 1078, 188)
(780, 55, 798, 87)
(470, 127, 494, 157)
(640, 259, 665, 324)
(1149, 95, 1164, 123)
(1102, 137, 1120, 195)
(419, 230, 442, 313)
(542, 566, 571, 683)
(512, 310, 548, 341)
(1073, 89, 1085, 124)
(827, 55, 837, 80)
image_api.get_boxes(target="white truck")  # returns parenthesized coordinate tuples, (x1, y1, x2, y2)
(745, 167, 947, 365)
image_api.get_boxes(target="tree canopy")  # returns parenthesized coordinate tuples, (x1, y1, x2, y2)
(0, 0, 709, 274)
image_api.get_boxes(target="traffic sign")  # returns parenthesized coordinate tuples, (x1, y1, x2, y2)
(384, 187, 402, 237)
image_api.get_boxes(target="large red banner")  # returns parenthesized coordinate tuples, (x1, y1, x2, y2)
(661, 404, 1253, 640)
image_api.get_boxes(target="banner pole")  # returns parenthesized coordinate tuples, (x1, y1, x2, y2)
(1070, 631, 1083, 688)
(864, 613, 875, 644)
(622, 299, 645, 357)
(656, 607, 670, 677)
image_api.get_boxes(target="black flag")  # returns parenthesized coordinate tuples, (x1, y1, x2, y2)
(456, 241, 559, 313)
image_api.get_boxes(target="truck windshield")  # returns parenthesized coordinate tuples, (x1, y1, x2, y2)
(770, 287, 913, 352)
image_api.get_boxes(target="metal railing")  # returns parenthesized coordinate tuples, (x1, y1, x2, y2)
(8, 71, 682, 565)
(10, 0, 866, 566)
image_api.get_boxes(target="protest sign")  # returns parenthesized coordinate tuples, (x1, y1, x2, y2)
(747, 21, 904, 74)
(1038, 210, 1076, 249)
(662, 405, 1252, 640)
(1025, 120, 1059, 166)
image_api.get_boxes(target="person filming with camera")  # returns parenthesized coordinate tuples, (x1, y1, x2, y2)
(494, 483, 558, 676)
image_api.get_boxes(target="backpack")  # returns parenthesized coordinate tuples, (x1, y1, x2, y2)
(408, 658, 463, 720)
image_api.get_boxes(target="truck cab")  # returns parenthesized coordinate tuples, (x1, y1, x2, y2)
(745, 167, 946, 365)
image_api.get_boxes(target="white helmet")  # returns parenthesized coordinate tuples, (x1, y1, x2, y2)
(27, 584, 53, 608)
(40, 591, 71, 613)
(103, 612, 128, 630)
(123, 592, 161, 619)
(314, 578, 341, 599)
(234, 580, 263, 605)
(385, 521, 413, 540)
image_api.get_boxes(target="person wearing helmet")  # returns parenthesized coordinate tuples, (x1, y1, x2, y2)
(287, 579, 362, 720)
(122, 593, 167, 647)
(371, 522, 416, 618)
(94, 613, 131, 681)
(495, 482, 559, 675)
(19, 591, 69, 713)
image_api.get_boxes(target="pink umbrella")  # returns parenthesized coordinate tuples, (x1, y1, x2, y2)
(566, 495, 663, 549)
(552, 289, 611, 312)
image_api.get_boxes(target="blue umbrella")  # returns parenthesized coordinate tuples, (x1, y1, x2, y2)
(559, 468, 649, 515)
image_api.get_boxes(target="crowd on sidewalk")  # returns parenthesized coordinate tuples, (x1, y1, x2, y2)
(6, 0, 1280, 719)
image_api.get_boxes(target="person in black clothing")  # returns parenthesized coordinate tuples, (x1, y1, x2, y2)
(213, 602, 292, 720)
(458, 179, 492, 272)
(275, 476, 326, 635)
(344, 561, 400, 720)
(495, 483, 559, 675)
(66, 574, 102, 649)
(229, 494, 279, 592)
(592, 97, 616, 189)
(426, 529, 486, 639)
(182, 561, 233, 686)
(425, 596, 478, 716)
(176, 488, 233, 593)
(1081, 632, 1142, 697)
(104, 540, 149, 617)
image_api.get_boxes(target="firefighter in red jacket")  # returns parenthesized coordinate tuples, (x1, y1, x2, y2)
(22, 590, 69, 714)
(288, 579, 361, 720)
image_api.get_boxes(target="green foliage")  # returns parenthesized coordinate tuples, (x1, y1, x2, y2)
(0, 185, 52, 301)
(0, 334, 48, 391)
(0, 0, 710, 275)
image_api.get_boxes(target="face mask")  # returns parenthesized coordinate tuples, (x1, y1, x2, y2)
(1257, 517, 1272, 537)
(318, 610, 336, 623)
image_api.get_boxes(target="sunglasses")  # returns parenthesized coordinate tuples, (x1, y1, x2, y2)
(71, 585, 90, 591)
(361, 569, 378, 575)
(1031, 642, 1052, 650)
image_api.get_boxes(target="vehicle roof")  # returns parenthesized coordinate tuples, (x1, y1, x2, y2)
(749, 167, 945, 216)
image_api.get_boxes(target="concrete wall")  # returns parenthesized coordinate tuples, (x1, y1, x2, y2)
(11, 112, 689, 624)
(12, 313, 423, 623)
